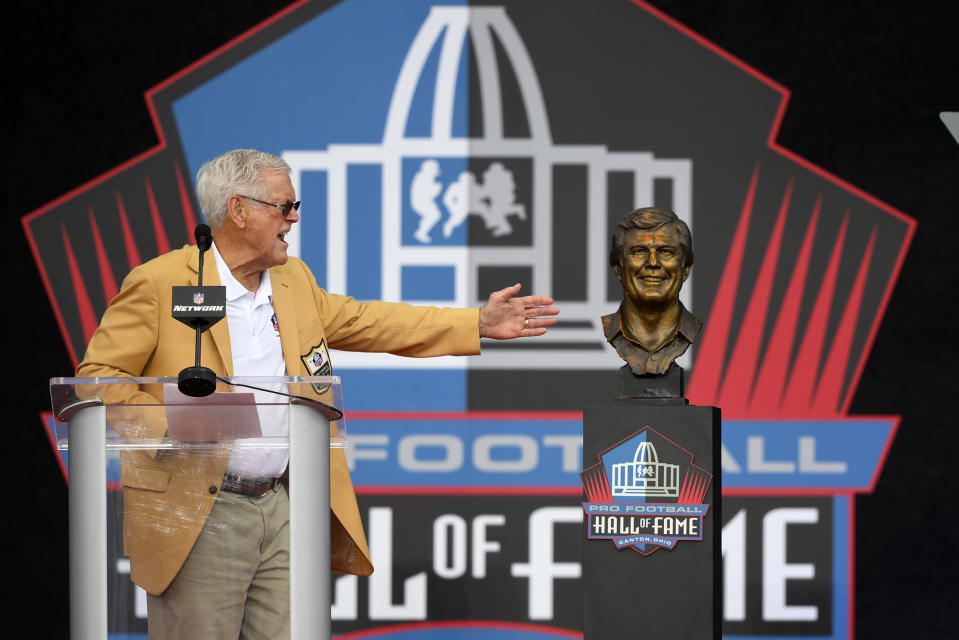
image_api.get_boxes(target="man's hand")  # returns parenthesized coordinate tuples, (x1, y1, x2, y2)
(478, 283, 559, 339)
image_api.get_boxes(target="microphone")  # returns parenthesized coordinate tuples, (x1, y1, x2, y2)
(173, 224, 226, 397)
(195, 223, 212, 254)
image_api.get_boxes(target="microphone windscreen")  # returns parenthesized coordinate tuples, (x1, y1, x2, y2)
(195, 224, 212, 251)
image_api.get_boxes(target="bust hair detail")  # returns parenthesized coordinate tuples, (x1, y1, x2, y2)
(609, 207, 694, 269)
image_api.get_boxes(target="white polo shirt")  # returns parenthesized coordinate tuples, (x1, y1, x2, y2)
(211, 243, 289, 479)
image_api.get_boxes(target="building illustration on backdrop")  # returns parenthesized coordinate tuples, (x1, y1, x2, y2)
(282, 6, 692, 370)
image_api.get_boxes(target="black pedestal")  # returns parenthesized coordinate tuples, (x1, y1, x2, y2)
(618, 363, 685, 399)
(582, 402, 721, 639)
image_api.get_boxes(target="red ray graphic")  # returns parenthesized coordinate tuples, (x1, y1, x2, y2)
(748, 195, 821, 414)
(61, 224, 98, 345)
(717, 179, 794, 414)
(581, 465, 612, 502)
(677, 468, 710, 504)
(811, 228, 877, 415)
(176, 162, 200, 237)
(115, 192, 142, 269)
(87, 208, 118, 305)
(780, 214, 850, 414)
(145, 177, 171, 255)
(687, 164, 760, 404)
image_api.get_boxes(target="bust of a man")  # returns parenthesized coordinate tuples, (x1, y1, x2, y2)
(601, 207, 703, 376)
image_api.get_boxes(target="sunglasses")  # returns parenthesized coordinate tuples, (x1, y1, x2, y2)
(237, 194, 301, 218)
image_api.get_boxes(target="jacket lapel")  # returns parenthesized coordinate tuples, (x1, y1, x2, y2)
(188, 247, 234, 376)
(269, 267, 302, 376)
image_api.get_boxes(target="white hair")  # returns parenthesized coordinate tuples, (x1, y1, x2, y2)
(195, 149, 291, 228)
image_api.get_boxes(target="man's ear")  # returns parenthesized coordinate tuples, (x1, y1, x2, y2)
(612, 261, 622, 277)
(682, 265, 691, 282)
(226, 195, 248, 228)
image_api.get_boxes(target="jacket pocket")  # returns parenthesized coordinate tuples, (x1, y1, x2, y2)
(121, 465, 172, 492)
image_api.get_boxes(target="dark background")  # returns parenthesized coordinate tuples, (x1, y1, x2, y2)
(5, 0, 957, 636)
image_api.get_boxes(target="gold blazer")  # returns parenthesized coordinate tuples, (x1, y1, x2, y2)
(77, 245, 480, 594)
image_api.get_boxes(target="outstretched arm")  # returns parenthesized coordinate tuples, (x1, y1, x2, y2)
(478, 283, 559, 339)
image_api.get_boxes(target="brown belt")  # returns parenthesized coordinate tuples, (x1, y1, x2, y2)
(220, 474, 279, 498)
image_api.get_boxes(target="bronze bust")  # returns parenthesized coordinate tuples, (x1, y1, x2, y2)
(602, 208, 702, 376)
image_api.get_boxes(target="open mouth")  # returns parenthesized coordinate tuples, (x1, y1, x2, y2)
(639, 275, 666, 284)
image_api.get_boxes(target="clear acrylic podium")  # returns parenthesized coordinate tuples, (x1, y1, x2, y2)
(50, 375, 345, 640)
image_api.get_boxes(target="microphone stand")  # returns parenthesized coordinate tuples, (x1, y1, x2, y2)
(177, 226, 221, 397)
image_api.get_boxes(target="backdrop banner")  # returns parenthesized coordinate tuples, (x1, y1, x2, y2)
(25, 2, 913, 638)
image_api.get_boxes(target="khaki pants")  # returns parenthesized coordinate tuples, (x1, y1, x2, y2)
(147, 484, 290, 640)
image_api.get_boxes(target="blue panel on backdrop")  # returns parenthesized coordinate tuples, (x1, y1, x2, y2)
(404, 23, 443, 139)
(451, 29, 470, 138)
(401, 265, 455, 300)
(337, 369, 466, 411)
(346, 164, 382, 299)
(403, 22, 470, 139)
(300, 170, 328, 288)
(346, 415, 582, 486)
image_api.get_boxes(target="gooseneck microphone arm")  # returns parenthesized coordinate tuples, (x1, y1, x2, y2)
(193, 225, 212, 369)
(174, 224, 225, 397)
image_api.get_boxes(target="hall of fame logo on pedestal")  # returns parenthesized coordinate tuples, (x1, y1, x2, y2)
(581, 427, 713, 555)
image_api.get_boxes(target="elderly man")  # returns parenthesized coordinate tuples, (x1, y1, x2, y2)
(77, 149, 558, 639)
(602, 207, 702, 376)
